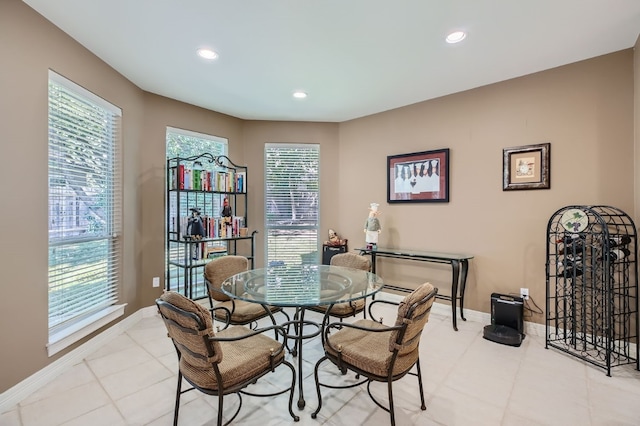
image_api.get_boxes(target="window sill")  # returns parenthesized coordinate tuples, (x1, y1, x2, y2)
(47, 304, 127, 357)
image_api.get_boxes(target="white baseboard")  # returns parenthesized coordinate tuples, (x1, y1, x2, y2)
(376, 291, 546, 337)
(0, 306, 157, 414)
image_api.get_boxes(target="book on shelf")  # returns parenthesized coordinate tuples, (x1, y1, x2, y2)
(169, 165, 186, 190)
(183, 168, 192, 190)
(172, 215, 247, 239)
(236, 172, 246, 193)
(192, 169, 201, 190)
(169, 161, 246, 193)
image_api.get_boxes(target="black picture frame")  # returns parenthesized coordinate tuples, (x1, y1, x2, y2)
(387, 148, 449, 203)
(503, 143, 551, 191)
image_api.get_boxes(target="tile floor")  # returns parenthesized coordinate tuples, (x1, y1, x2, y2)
(2, 297, 640, 426)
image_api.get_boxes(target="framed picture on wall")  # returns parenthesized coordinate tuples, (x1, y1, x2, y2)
(387, 148, 450, 203)
(503, 143, 550, 191)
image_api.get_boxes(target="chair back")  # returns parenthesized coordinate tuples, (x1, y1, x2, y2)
(156, 291, 223, 366)
(204, 255, 248, 301)
(389, 282, 437, 355)
(330, 252, 371, 271)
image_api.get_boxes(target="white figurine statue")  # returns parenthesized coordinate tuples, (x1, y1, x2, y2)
(364, 202, 381, 248)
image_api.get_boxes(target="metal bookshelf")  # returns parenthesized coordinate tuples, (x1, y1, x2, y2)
(166, 153, 255, 299)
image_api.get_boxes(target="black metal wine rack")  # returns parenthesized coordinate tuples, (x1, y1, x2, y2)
(545, 205, 638, 376)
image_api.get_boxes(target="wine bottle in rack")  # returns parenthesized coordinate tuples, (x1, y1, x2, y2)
(599, 247, 631, 262)
(557, 233, 585, 244)
(557, 233, 586, 255)
(558, 243, 585, 255)
(557, 254, 582, 268)
(607, 235, 631, 248)
(561, 266, 584, 278)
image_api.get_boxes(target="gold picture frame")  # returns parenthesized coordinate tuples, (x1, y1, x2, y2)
(503, 143, 550, 191)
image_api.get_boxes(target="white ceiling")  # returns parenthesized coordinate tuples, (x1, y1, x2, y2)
(23, 0, 640, 122)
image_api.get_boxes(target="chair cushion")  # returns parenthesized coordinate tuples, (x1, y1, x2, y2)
(389, 282, 436, 354)
(213, 300, 281, 324)
(179, 326, 285, 391)
(158, 291, 222, 365)
(204, 256, 248, 302)
(325, 319, 419, 377)
(310, 253, 370, 317)
(309, 299, 365, 317)
(330, 253, 371, 271)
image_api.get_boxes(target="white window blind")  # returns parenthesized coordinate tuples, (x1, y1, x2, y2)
(48, 71, 122, 338)
(265, 144, 320, 266)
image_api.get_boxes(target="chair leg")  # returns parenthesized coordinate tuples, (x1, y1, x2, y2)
(217, 393, 224, 426)
(415, 359, 427, 410)
(285, 361, 300, 422)
(311, 355, 328, 419)
(174, 372, 182, 426)
(387, 379, 396, 426)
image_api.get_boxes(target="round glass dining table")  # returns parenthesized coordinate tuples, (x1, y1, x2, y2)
(220, 264, 384, 409)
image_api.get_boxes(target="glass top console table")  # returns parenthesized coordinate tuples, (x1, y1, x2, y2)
(358, 247, 473, 331)
(221, 264, 384, 410)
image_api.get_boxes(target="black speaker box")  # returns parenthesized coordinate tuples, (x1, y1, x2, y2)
(483, 293, 525, 347)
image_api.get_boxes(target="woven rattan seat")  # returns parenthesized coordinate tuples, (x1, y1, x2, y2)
(204, 255, 286, 328)
(156, 291, 299, 426)
(312, 282, 438, 426)
(308, 252, 371, 319)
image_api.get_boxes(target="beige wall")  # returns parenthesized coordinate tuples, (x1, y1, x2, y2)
(0, 1, 243, 393)
(1, 0, 142, 392)
(1, 0, 637, 394)
(635, 35, 640, 224)
(337, 50, 635, 318)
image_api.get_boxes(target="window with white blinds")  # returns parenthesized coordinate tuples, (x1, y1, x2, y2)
(48, 71, 122, 349)
(265, 144, 320, 266)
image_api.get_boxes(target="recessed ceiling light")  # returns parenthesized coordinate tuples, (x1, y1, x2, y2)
(445, 31, 467, 44)
(293, 91, 307, 99)
(196, 48, 218, 60)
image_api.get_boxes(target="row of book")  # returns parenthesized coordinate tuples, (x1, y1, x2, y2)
(172, 215, 246, 239)
(170, 165, 246, 193)
(189, 242, 227, 261)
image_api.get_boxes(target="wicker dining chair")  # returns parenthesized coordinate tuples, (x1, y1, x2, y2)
(156, 291, 299, 426)
(204, 255, 287, 328)
(311, 282, 438, 426)
(307, 252, 372, 320)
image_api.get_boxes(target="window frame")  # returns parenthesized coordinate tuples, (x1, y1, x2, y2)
(264, 143, 320, 267)
(47, 70, 124, 356)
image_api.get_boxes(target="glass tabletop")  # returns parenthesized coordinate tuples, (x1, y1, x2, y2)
(220, 264, 384, 307)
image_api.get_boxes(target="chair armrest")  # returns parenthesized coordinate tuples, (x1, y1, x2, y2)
(325, 320, 401, 335)
(323, 319, 401, 350)
(367, 299, 399, 323)
(210, 324, 289, 357)
(209, 306, 231, 330)
(204, 278, 238, 316)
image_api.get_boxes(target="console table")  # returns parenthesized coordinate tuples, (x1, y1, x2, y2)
(358, 247, 473, 331)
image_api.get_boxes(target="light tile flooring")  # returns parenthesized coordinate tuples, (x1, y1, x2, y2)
(2, 299, 640, 426)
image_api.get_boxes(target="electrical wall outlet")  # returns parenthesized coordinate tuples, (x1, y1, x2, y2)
(520, 288, 529, 300)
(152, 277, 160, 288)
